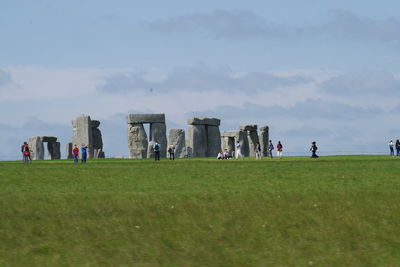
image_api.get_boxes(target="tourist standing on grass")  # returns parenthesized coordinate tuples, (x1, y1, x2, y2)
(310, 141, 318, 158)
(73, 144, 79, 163)
(268, 140, 274, 158)
(277, 141, 283, 158)
(396, 139, 400, 156)
(389, 140, 394, 156)
(235, 140, 243, 159)
(21, 142, 31, 164)
(168, 146, 175, 160)
(153, 141, 160, 161)
(255, 141, 262, 160)
(81, 144, 88, 163)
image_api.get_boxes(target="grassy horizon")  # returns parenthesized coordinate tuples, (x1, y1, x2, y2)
(1, 156, 400, 266)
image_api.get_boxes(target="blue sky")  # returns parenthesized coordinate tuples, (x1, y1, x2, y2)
(1, 0, 400, 159)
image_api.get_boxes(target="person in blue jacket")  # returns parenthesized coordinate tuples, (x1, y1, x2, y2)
(81, 144, 88, 163)
(153, 141, 160, 161)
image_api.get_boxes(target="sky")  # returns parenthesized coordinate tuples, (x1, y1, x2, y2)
(1, 0, 400, 159)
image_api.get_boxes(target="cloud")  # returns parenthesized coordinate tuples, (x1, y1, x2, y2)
(320, 72, 400, 95)
(0, 70, 12, 87)
(97, 66, 313, 94)
(147, 9, 400, 43)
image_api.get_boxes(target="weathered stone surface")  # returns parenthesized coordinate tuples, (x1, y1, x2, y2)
(222, 137, 235, 152)
(259, 126, 269, 157)
(221, 130, 238, 138)
(188, 117, 220, 126)
(127, 123, 148, 158)
(47, 142, 61, 160)
(188, 124, 207, 157)
(91, 120, 100, 128)
(28, 136, 44, 160)
(168, 129, 186, 158)
(149, 122, 167, 158)
(66, 142, 73, 159)
(247, 129, 259, 157)
(126, 114, 165, 124)
(147, 141, 156, 159)
(239, 125, 257, 132)
(72, 114, 93, 158)
(41, 136, 57, 143)
(92, 128, 103, 150)
(206, 125, 221, 157)
(93, 149, 105, 158)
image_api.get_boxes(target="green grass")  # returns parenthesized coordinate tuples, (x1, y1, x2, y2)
(1, 156, 400, 266)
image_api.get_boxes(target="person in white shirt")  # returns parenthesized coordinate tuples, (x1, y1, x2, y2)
(217, 151, 224, 160)
(389, 140, 394, 156)
(235, 141, 243, 159)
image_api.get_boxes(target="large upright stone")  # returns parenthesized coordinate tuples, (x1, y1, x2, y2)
(91, 120, 104, 158)
(188, 124, 207, 157)
(259, 126, 269, 157)
(235, 130, 249, 156)
(168, 129, 186, 158)
(149, 122, 167, 157)
(72, 115, 93, 158)
(47, 142, 61, 160)
(66, 142, 73, 159)
(240, 125, 258, 157)
(147, 141, 156, 159)
(28, 136, 44, 160)
(128, 123, 148, 158)
(206, 125, 221, 157)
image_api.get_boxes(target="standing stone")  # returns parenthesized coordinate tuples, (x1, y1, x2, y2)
(72, 115, 93, 158)
(28, 136, 44, 160)
(91, 120, 104, 158)
(235, 130, 249, 156)
(259, 126, 269, 157)
(168, 129, 186, 158)
(240, 125, 258, 157)
(47, 142, 61, 160)
(128, 123, 148, 158)
(149, 122, 167, 158)
(66, 142, 73, 159)
(188, 124, 207, 157)
(147, 141, 156, 159)
(221, 131, 237, 152)
(206, 125, 221, 157)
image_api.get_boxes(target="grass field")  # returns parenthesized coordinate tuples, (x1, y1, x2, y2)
(1, 156, 400, 266)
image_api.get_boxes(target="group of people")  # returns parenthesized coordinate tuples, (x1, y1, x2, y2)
(217, 140, 285, 160)
(389, 140, 400, 156)
(72, 144, 88, 163)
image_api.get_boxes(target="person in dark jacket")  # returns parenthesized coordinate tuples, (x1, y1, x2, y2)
(81, 144, 88, 163)
(310, 141, 318, 158)
(396, 139, 400, 156)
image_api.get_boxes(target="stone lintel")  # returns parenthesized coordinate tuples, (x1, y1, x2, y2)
(239, 125, 258, 132)
(41, 136, 57, 143)
(220, 130, 238, 138)
(126, 114, 165, 124)
(187, 117, 220, 126)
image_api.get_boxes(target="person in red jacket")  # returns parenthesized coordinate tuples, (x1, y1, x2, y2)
(72, 144, 79, 164)
(276, 141, 283, 158)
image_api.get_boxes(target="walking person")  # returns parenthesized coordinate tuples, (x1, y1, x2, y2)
(21, 142, 30, 164)
(268, 140, 274, 158)
(81, 144, 88, 163)
(255, 141, 262, 160)
(396, 139, 400, 156)
(277, 141, 283, 158)
(153, 141, 160, 161)
(310, 141, 318, 158)
(168, 146, 175, 160)
(72, 144, 79, 163)
(389, 140, 394, 156)
(235, 140, 243, 159)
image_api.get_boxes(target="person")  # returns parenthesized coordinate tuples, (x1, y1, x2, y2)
(255, 141, 262, 160)
(217, 151, 224, 160)
(310, 141, 318, 158)
(235, 140, 243, 159)
(153, 141, 160, 161)
(389, 140, 394, 156)
(277, 141, 283, 158)
(73, 144, 79, 163)
(168, 146, 175, 160)
(81, 144, 88, 163)
(396, 140, 400, 156)
(21, 142, 31, 164)
(224, 149, 232, 159)
(268, 140, 274, 158)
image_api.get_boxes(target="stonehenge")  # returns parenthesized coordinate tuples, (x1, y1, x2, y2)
(221, 125, 269, 157)
(168, 129, 186, 158)
(126, 113, 167, 159)
(71, 114, 105, 159)
(28, 136, 61, 160)
(187, 117, 221, 157)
